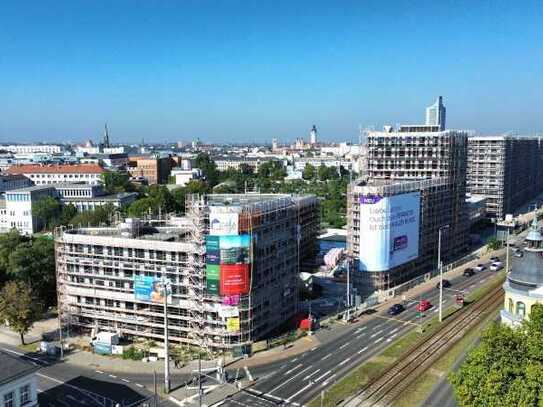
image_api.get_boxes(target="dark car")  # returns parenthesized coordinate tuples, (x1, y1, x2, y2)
(436, 279, 451, 289)
(387, 304, 405, 315)
(463, 268, 475, 277)
(490, 256, 500, 263)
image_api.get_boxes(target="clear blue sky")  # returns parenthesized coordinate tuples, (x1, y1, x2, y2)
(0, 1, 541, 144)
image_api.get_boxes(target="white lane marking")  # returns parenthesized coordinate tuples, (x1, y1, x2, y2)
(136, 383, 144, 388)
(291, 357, 298, 363)
(357, 346, 369, 354)
(370, 329, 383, 338)
(310, 347, 317, 351)
(372, 324, 383, 330)
(245, 388, 294, 404)
(339, 342, 350, 349)
(37, 373, 63, 385)
(303, 369, 321, 381)
(109, 374, 117, 378)
(433, 308, 439, 313)
(375, 337, 384, 344)
(322, 353, 332, 360)
(314, 370, 332, 382)
(95, 370, 104, 374)
(355, 326, 367, 333)
(389, 327, 399, 335)
(338, 357, 351, 366)
(356, 334, 365, 339)
(285, 363, 303, 375)
(121, 378, 130, 383)
(268, 365, 313, 393)
(286, 382, 314, 402)
(322, 373, 337, 387)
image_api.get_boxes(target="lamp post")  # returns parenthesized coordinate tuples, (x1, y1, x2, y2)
(161, 277, 171, 393)
(438, 225, 450, 323)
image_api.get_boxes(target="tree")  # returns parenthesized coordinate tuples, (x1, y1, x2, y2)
(32, 196, 62, 231)
(195, 153, 219, 187)
(101, 172, 133, 194)
(302, 164, 316, 180)
(0, 230, 27, 285)
(70, 204, 116, 227)
(58, 204, 78, 226)
(487, 237, 502, 251)
(0, 281, 42, 345)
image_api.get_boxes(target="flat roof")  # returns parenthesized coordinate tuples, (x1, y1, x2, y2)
(5, 185, 54, 193)
(0, 351, 39, 386)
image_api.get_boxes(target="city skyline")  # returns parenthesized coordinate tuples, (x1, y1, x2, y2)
(1, 1, 542, 143)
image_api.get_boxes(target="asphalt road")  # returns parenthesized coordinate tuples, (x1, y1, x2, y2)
(218, 264, 505, 407)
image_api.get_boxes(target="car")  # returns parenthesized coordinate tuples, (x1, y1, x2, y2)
(387, 304, 405, 316)
(436, 279, 451, 289)
(490, 261, 503, 271)
(490, 256, 500, 262)
(514, 250, 524, 258)
(416, 299, 432, 312)
(474, 264, 486, 272)
(463, 268, 475, 277)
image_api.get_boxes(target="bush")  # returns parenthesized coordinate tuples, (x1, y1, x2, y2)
(121, 346, 144, 360)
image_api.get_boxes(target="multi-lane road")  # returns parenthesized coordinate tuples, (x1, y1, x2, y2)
(218, 259, 506, 407)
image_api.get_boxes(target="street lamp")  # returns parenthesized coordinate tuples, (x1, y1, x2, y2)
(161, 277, 172, 393)
(438, 225, 450, 323)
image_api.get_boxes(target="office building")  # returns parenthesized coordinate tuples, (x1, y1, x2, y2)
(467, 135, 543, 220)
(310, 125, 318, 145)
(54, 193, 319, 353)
(0, 174, 32, 195)
(0, 144, 63, 154)
(348, 125, 469, 294)
(0, 351, 38, 407)
(425, 96, 446, 130)
(127, 156, 171, 184)
(6, 164, 105, 185)
(501, 217, 543, 327)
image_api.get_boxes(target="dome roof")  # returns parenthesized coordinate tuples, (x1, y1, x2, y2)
(508, 249, 543, 289)
(526, 216, 543, 242)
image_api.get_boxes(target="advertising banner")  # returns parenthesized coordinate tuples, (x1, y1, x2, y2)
(218, 305, 240, 318)
(206, 265, 220, 295)
(94, 342, 112, 355)
(358, 192, 420, 272)
(220, 264, 250, 296)
(134, 275, 170, 304)
(226, 317, 240, 332)
(222, 295, 240, 306)
(219, 235, 250, 265)
(209, 211, 239, 235)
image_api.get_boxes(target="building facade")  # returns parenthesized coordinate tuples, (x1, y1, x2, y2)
(6, 164, 105, 185)
(467, 135, 543, 220)
(425, 96, 446, 130)
(0, 351, 38, 407)
(127, 156, 171, 184)
(1, 144, 63, 154)
(0, 174, 32, 195)
(54, 194, 319, 354)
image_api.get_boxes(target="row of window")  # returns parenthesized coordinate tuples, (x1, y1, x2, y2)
(3, 383, 31, 407)
(507, 299, 536, 317)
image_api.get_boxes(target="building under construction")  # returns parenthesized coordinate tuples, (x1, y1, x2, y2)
(347, 126, 469, 295)
(54, 193, 319, 354)
(467, 135, 543, 220)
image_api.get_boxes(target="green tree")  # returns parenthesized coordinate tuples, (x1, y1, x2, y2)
(58, 204, 78, 226)
(0, 230, 27, 285)
(0, 281, 42, 345)
(32, 196, 62, 231)
(70, 204, 116, 227)
(487, 237, 502, 251)
(195, 153, 219, 187)
(302, 164, 316, 180)
(101, 172, 133, 194)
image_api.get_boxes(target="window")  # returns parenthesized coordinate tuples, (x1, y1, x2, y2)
(20, 384, 30, 405)
(516, 301, 526, 317)
(508, 298, 514, 313)
(3, 391, 14, 407)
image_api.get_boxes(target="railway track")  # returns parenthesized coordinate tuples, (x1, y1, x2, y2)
(343, 284, 504, 407)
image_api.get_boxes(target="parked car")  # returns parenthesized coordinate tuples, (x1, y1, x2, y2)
(514, 249, 524, 258)
(463, 268, 475, 277)
(490, 256, 500, 263)
(436, 279, 451, 289)
(416, 299, 432, 312)
(474, 264, 486, 272)
(387, 304, 405, 316)
(490, 261, 503, 271)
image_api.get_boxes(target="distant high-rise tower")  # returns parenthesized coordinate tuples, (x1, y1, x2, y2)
(272, 138, 278, 151)
(309, 125, 318, 145)
(102, 123, 111, 148)
(425, 96, 446, 130)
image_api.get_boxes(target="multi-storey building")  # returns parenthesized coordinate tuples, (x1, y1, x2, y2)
(54, 193, 319, 354)
(348, 126, 469, 294)
(127, 156, 171, 184)
(467, 135, 543, 220)
(1, 144, 64, 154)
(0, 174, 32, 195)
(425, 96, 446, 130)
(6, 164, 105, 185)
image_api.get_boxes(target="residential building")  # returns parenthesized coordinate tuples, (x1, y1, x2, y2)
(348, 125, 469, 294)
(0, 174, 32, 195)
(214, 158, 276, 172)
(55, 183, 138, 212)
(501, 217, 543, 327)
(54, 193, 319, 354)
(425, 96, 446, 130)
(127, 156, 171, 184)
(467, 135, 543, 220)
(6, 164, 105, 185)
(466, 194, 487, 226)
(0, 144, 64, 154)
(171, 168, 202, 186)
(0, 351, 38, 407)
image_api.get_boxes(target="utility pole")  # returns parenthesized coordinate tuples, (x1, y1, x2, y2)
(153, 370, 157, 407)
(198, 355, 203, 407)
(346, 258, 351, 321)
(438, 225, 450, 323)
(162, 277, 171, 393)
(506, 228, 510, 274)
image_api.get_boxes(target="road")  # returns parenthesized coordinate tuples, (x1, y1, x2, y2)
(218, 263, 505, 407)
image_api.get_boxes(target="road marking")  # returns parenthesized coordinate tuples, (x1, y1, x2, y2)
(375, 337, 384, 344)
(245, 389, 301, 405)
(136, 383, 144, 388)
(338, 357, 351, 366)
(314, 370, 332, 382)
(356, 334, 365, 339)
(37, 373, 63, 385)
(291, 358, 298, 363)
(370, 329, 383, 338)
(109, 374, 117, 378)
(389, 327, 399, 335)
(310, 347, 317, 351)
(433, 308, 439, 313)
(303, 369, 320, 381)
(121, 378, 130, 383)
(322, 353, 332, 360)
(355, 326, 367, 333)
(286, 382, 313, 402)
(322, 374, 337, 387)
(268, 365, 312, 393)
(285, 363, 303, 375)
(372, 323, 383, 330)
(339, 342, 350, 349)
(357, 346, 368, 354)
(95, 370, 104, 374)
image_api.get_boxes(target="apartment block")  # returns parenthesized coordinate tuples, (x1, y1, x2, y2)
(54, 193, 319, 354)
(127, 156, 171, 184)
(6, 164, 105, 185)
(467, 136, 543, 220)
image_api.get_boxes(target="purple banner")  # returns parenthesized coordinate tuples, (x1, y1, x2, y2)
(359, 194, 382, 204)
(222, 294, 240, 306)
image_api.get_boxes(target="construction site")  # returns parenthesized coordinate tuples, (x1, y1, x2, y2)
(54, 193, 319, 355)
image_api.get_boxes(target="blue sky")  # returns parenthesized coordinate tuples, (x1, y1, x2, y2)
(0, 1, 542, 144)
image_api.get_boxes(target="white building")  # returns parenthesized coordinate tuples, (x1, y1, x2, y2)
(310, 125, 318, 145)
(6, 164, 105, 185)
(0, 351, 38, 407)
(425, 96, 446, 130)
(0, 174, 32, 195)
(171, 168, 202, 186)
(1, 144, 64, 154)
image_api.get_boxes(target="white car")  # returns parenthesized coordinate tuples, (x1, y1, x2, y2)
(474, 264, 486, 272)
(490, 261, 503, 271)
